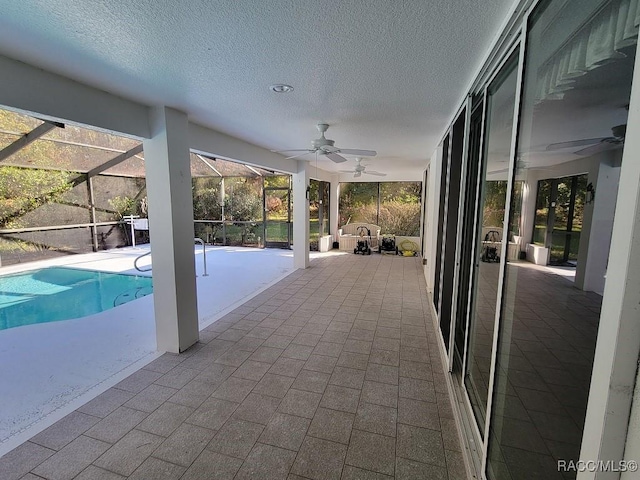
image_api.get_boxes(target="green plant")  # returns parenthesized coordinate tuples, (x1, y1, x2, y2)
(0, 237, 44, 253)
(378, 201, 421, 236)
(225, 180, 262, 221)
(338, 182, 422, 231)
(0, 166, 72, 228)
(193, 178, 223, 220)
(108, 196, 136, 219)
(483, 181, 508, 228)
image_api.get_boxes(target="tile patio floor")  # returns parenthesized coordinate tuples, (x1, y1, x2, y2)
(0, 254, 466, 479)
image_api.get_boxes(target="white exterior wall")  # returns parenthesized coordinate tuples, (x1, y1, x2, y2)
(424, 145, 443, 292)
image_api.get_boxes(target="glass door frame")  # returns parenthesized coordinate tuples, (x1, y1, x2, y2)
(457, 92, 488, 463)
(263, 185, 292, 248)
(449, 101, 472, 373)
(440, 27, 528, 480)
(436, 103, 468, 357)
(434, 134, 451, 314)
(432, 0, 640, 478)
(480, 35, 527, 478)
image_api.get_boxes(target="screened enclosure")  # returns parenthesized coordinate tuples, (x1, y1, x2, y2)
(0, 108, 293, 266)
(338, 181, 422, 236)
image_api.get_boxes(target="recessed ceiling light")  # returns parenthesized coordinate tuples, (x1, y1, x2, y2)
(270, 84, 294, 93)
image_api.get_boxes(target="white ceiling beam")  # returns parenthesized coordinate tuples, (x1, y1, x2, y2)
(189, 122, 296, 174)
(0, 54, 150, 139)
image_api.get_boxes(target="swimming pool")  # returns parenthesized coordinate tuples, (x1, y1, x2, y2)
(0, 267, 153, 330)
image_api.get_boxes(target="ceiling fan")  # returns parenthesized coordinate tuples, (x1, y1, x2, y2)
(545, 124, 626, 156)
(340, 158, 386, 178)
(272, 123, 377, 163)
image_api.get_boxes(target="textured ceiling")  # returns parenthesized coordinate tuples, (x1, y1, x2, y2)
(0, 0, 516, 174)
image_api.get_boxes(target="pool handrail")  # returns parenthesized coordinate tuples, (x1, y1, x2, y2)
(134, 250, 152, 272)
(133, 238, 208, 276)
(194, 238, 209, 277)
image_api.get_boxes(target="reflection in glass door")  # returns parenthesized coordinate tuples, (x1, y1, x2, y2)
(486, 0, 637, 477)
(453, 96, 484, 375)
(264, 187, 291, 248)
(532, 174, 587, 265)
(464, 52, 519, 439)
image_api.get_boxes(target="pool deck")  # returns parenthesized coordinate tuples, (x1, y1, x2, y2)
(0, 245, 309, 455)
(0, 253, 465, 480)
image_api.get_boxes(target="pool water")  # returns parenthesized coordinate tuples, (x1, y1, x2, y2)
(0, 267, 153, 330)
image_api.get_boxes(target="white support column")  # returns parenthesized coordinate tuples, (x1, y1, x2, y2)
(519, 173, 537, 249)
(143, 106, 199, 353)
(293, 160, 310, 269)
(578, 160, 621, 294)
(330, 175, 340, 239)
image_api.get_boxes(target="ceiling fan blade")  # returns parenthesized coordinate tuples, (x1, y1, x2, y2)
(575, 140, 622, 156)
(365, 171, 386, 176)
(338, 170, 354, 173)
(322, 145, 339, 153)
(545, 137, 609, 151)
(338, 148, 377, 156)
(325, 152, 348, 163)
(285, 151, 313, 160)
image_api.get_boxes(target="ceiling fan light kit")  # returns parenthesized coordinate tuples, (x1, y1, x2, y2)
(272, 123, 377, 164)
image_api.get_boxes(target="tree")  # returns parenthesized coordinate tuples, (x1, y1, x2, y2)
(0, 166, 73, 228)
(225, 178, 263, 245)
(192, 177, 223, 220)
(225, 179, 262, 221)
(108, 195, 140, 219)
(483, 181, 508, 228)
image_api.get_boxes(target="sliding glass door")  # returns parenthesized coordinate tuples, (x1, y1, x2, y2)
(433, 0, 639, 478)
(434, 135, 450, 314)
(452, 96, 484, 375)
(437, 110, 466, 352)
(482, 0, 636, 478)
(464, 51, 520, 440)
